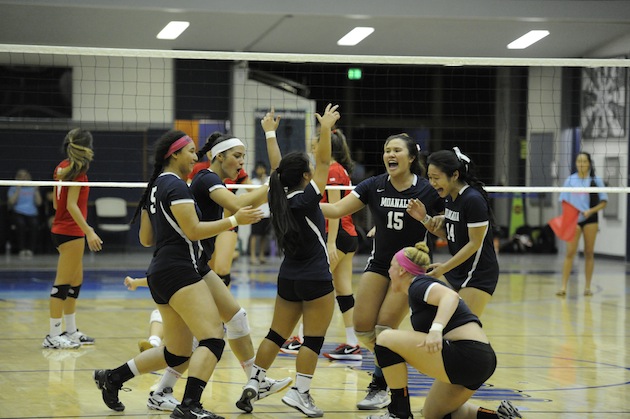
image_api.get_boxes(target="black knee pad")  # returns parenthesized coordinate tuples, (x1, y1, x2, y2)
(443, 414, 452, 419)
(50, 284, 70, 300)
(164, 347, 190, 367)
(265, 329, 286, 348)
(197, 338, 226, 362)
(219, 273, 231, 287)
(67, 285, 81, 299)
(374, 344, 406, 368)
(302, 336, 325, 355)
(336, 294, 355, 313)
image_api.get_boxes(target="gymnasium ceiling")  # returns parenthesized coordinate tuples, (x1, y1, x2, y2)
(0, 0, 629, 59)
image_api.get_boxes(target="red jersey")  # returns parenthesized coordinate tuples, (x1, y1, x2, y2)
(189, 161, 210, 181)
(225, 168, 249, 194)
(51, 159, 89, 236)
(321, 161, 357, 236)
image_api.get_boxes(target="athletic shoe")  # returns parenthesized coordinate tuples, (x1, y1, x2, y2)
(324, 343, 362, 360)
(281, 388, 324, 418)
(93, 369, 124, 411)
(366, 413, 411, 419)
(497, 400, 523, 419)
(257, 376, 292, 400)
(235, 381, 258, 413)
(63, 330, 95, 345)
(357, 382, 390, 410)
(138, 339, 154, 353)
(171, 399, 224, 419)
(279, 336, 302, 355)
(42, 334, 81, 349)
(148, 387, 180, 411)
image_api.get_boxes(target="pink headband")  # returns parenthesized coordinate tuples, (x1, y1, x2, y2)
(164, 136, 193, 159)
(394, 249, 426, 276)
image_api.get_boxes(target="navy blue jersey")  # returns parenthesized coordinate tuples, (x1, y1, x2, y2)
(146, 172, 202, 275)
(277, 180, 332, 282)
(408, 275, 481, 334)
(352, 174, 444, 268)
(189, 169, 226, 259)
(443, 185, 499, 289)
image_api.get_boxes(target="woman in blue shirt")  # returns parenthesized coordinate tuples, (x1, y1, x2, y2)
(7, 169, 41, 257)
(556, 152, 607, 296)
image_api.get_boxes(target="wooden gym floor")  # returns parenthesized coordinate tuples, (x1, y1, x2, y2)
(0, 249, 628, 418)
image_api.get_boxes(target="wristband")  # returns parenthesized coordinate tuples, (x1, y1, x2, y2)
(429, 322, 444, 333)
(421, 214, 431, 224)
(265, 131, 276, 139)
(228, 215, 238, 227)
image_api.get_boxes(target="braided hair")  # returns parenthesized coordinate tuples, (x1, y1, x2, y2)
(268, 151, 310, 256)
(131, 130, 188, 224)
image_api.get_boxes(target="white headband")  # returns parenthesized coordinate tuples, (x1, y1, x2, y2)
(210, 137, 245, 159)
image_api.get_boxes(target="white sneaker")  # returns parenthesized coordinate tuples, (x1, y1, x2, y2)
(366, 413, 407, 419)
(42, 334, 81, 349)
(357, 383, 390, 410)
(63, 330, 95, 345)
(281, 388, 323, 418)
(236, 380, 259, 413)
(147, 387, 179, 411)
(497, 400, 522, 419)
(257, 376, 292, 400)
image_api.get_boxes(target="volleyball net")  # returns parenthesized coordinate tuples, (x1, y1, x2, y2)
(0, 43, 628, 254)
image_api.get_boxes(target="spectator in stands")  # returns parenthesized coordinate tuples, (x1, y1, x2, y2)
(7, 169, 41, 257)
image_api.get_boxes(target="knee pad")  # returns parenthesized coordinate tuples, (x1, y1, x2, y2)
(225, 308, 250, 339)
(67, 285, 81, 299)
(197, 338, 226, 362)
(374, 344, 405, 368)
(164, 347, 190, 368)
(355, 329, 376, 350)
(336, 294, 355, 313)
(265, 329, 286, 348)
(375, 325, 392, 338)
(150, 309, 163, 324)
(302, 336, 325, 355)
(219, 273, 231, 287)
(50, 284, 70, 300)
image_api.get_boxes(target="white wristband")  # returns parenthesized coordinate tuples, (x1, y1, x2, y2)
(429, 322, 444, 333)
(228, 216, 238, 228)
(265, 131, 276, 139)
(421, 214, 431, 225)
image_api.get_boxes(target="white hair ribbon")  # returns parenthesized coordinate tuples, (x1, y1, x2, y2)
(452, 147, 470, 171)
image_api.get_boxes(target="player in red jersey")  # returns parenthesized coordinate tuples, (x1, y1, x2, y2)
(43, 128, 102, 350)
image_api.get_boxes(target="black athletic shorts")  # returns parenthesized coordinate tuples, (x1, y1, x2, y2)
(148, 265, 203, 305)
(251, 218, 271, 236)
(277, 277, 334, 302)
(442, 340, 496, 390)
(334, 229, 358, 254)
(578, 213, 598, 228)
(364, 258, 391, 279)
(51, 233, 83, 248)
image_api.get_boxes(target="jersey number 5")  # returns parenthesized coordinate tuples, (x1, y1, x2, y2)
(149, 186, 158, 214)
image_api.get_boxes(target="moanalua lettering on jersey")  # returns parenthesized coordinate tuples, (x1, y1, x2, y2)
(445, 208, 460, 221)
(380, 197, 409, 209)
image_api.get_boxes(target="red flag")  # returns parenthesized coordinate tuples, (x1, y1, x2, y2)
(548, 201, 580, 242)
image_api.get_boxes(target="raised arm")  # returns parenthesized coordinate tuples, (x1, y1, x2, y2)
(313, 103, 340, 193)
(261, 108, 282, 171)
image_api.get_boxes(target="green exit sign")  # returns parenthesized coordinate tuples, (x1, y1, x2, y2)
(348, 68, 362, 80)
